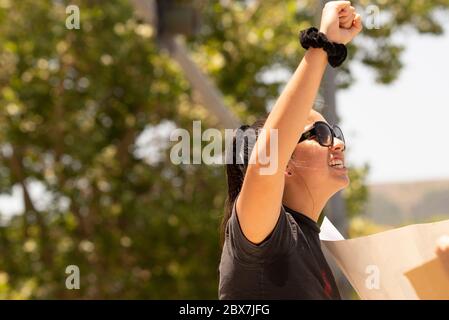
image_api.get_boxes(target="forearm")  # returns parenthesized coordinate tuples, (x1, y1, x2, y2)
(253, 48, 328, 172)
(239, 48, 328, 243)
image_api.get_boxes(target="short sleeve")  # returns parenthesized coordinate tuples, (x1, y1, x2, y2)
(225, 197, 295, 265)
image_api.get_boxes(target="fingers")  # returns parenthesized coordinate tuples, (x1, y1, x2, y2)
(349, 13, 363, 35)
(339, 5, 355, 17)
(436, 235, 449, 255)
(339, 16, 354, 29)
(320, 1, 361, 44)
(436, 236, 449, 273)
(339, 6, 355, 29)
(327, 1, 351, 11)
(323, 1, 351, 18)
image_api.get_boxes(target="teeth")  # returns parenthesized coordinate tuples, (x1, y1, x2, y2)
(329, 159, 344, 168)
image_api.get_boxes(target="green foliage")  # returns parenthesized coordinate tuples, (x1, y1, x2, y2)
(344, 164, 370, 219)
(0, 0, 447, 298)
(0, 0, 207, 298)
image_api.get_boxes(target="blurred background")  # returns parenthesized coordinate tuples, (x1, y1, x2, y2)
(0, 0, 448, 299)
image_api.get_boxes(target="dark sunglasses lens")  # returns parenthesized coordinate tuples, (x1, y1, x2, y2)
(315, 123, 333, 146)
(333, 126, 345, 144)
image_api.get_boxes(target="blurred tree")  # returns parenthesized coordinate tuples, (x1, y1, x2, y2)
(343, 164, 370, 219)
(0, 0, 211, 298)
(0, 0, 447, 298)
(348, 216, 392, 238)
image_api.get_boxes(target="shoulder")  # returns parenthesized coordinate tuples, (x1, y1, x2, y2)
(224, 199, 297, 264)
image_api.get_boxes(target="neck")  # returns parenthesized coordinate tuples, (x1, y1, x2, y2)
(282, 186, 330, 222)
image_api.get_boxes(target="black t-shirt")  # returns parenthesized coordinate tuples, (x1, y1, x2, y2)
(218, 199, 341, 300)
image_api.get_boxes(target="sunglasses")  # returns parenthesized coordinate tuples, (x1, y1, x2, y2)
(298, 121, 346, 150)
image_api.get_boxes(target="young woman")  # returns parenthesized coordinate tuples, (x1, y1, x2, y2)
(218, 1, 449, 300)
(218, 1, 362, 300)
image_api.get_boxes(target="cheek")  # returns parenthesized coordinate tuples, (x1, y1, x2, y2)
(291, 142, 329, 172)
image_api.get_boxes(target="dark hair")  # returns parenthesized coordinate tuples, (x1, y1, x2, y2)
(220, 115, 269, 247)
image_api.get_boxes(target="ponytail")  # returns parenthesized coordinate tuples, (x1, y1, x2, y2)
(220, 116, 269, 247)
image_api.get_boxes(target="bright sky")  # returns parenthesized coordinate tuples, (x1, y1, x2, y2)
(338, 20, 449, 184)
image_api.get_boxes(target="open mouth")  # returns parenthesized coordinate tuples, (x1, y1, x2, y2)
(328, 159, 345, 169)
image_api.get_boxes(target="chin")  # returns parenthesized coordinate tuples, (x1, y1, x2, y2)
(329, 170, 350, 189)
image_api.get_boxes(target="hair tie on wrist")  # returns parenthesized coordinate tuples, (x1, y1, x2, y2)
(299, 27, 347, 68)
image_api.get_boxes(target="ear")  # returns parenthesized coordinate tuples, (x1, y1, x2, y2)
(284, 151, 297, 178)
(285, 164, 293, 178)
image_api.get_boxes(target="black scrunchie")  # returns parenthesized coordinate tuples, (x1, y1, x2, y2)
(299, 27, 347, 68)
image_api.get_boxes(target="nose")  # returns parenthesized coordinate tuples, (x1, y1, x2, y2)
(331, 137, 345, 152)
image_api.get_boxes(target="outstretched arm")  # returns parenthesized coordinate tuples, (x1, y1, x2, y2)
(237, 1, 362, 244)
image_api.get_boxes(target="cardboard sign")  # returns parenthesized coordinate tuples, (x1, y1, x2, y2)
(320, 217, 449, 299)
